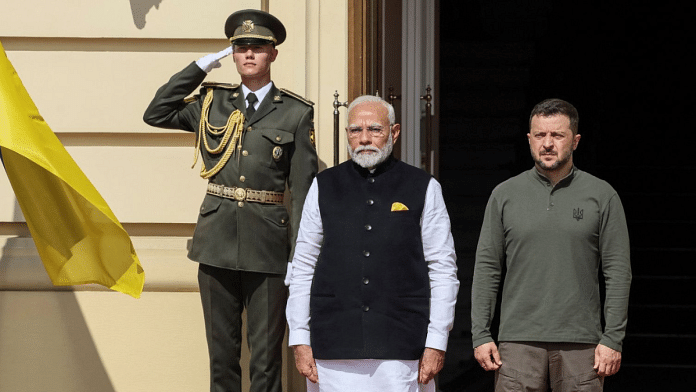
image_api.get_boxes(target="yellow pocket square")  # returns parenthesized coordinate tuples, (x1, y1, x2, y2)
(391, 202, 409, 211)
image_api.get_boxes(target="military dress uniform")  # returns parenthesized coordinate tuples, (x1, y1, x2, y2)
(144, 62, 316, 273)
(143, 10, 317, 392)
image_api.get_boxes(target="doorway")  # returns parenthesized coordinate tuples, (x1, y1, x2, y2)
(348, 0, 439, 177)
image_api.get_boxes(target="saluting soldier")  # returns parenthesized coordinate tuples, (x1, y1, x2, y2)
(143, 9, 318, 392)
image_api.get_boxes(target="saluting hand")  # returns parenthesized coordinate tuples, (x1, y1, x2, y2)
(195, 46, 234, 73)
(292, 344, 319, 383)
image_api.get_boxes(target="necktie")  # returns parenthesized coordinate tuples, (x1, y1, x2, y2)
(246, 92, 258, 119)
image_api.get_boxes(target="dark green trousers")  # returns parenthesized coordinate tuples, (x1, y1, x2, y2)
(198, 263, 288, 392)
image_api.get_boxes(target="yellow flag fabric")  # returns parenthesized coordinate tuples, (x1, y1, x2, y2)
(0, 41, 144, 298)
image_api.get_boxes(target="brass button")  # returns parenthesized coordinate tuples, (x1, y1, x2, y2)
(366, 199, 374, 205)
(363, 278, 369, 285)
(281, 219, 286, 224)
(365, 224, 372, 231)
(240, 176, 246, 182)
(247, 126, 253, 132)
(242, 150, 249, 156)
(275, 136, 282, 142)
(363, 250, 370, 257)
(238, 201, 244, 207)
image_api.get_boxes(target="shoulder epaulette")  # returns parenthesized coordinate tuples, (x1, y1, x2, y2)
(201, 82, 240, 89)
(280, 88, 314, 106)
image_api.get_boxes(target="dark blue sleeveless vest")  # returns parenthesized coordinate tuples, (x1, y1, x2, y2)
(310, 157, 432, 360)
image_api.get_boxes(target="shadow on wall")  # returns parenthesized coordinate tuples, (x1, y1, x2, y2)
(0, 290, 117, 392)
(129, 0, 164, 29)
(0, 201, 116, 392)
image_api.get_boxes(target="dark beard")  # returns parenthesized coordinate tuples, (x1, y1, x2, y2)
(531, 148, 572, 171)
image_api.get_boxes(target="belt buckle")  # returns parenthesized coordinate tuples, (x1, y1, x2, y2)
(233, 187, 246, 201)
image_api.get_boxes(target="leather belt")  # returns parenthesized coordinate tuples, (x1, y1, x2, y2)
(206, 183, 284, 205)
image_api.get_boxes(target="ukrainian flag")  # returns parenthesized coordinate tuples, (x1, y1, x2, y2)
(0, 41, 144, 298)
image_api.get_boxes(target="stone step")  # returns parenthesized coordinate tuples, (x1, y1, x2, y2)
(597, 166, 696, 194)
(628, 304, 696, 335)
(439, 169, 516, 197)
(604, 365, 695, 391)
(440, 142, 517, 170)
(440, 65, 531, 89)
(631, 248, 696, 276)
(630, 276, 696, 306)
(439, 89, 528, 117)
(622, 334, 696, 367)
(628, 220, 696, 249)
(439, 117, 523, 144)
(621, 192, 696, 221)
(439, 42, 536, 66)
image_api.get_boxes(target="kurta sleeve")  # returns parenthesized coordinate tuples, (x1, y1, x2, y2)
(286, 179, 322, 346)
(421, 178, 459, 351)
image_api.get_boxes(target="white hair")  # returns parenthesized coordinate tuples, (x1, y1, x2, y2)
(347, 95, 396, 125)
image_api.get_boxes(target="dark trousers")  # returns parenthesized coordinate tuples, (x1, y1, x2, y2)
(495, 342, 603, 392)
(198, 263, 288, 392)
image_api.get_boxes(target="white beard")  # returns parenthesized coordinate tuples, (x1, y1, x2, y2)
(348, 133, 394, 169)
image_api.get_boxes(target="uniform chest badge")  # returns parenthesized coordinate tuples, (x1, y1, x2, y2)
(272, 146, 283, 161)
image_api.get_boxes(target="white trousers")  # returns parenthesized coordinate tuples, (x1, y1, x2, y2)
(306, 359, 436, 392)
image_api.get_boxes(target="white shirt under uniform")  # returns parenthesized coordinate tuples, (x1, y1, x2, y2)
(286, 177, 459, 392)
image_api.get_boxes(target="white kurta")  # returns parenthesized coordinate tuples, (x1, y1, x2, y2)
(308, 360, 434, 392)
(286, 177, 459, 391)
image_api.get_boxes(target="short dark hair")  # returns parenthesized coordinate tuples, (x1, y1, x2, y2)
(529, 98, 579, 135)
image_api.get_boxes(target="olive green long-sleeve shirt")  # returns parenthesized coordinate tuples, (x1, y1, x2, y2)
(471, 167, 631, 352)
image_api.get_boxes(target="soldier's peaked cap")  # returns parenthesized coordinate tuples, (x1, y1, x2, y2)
(225, 9, 286, 46)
